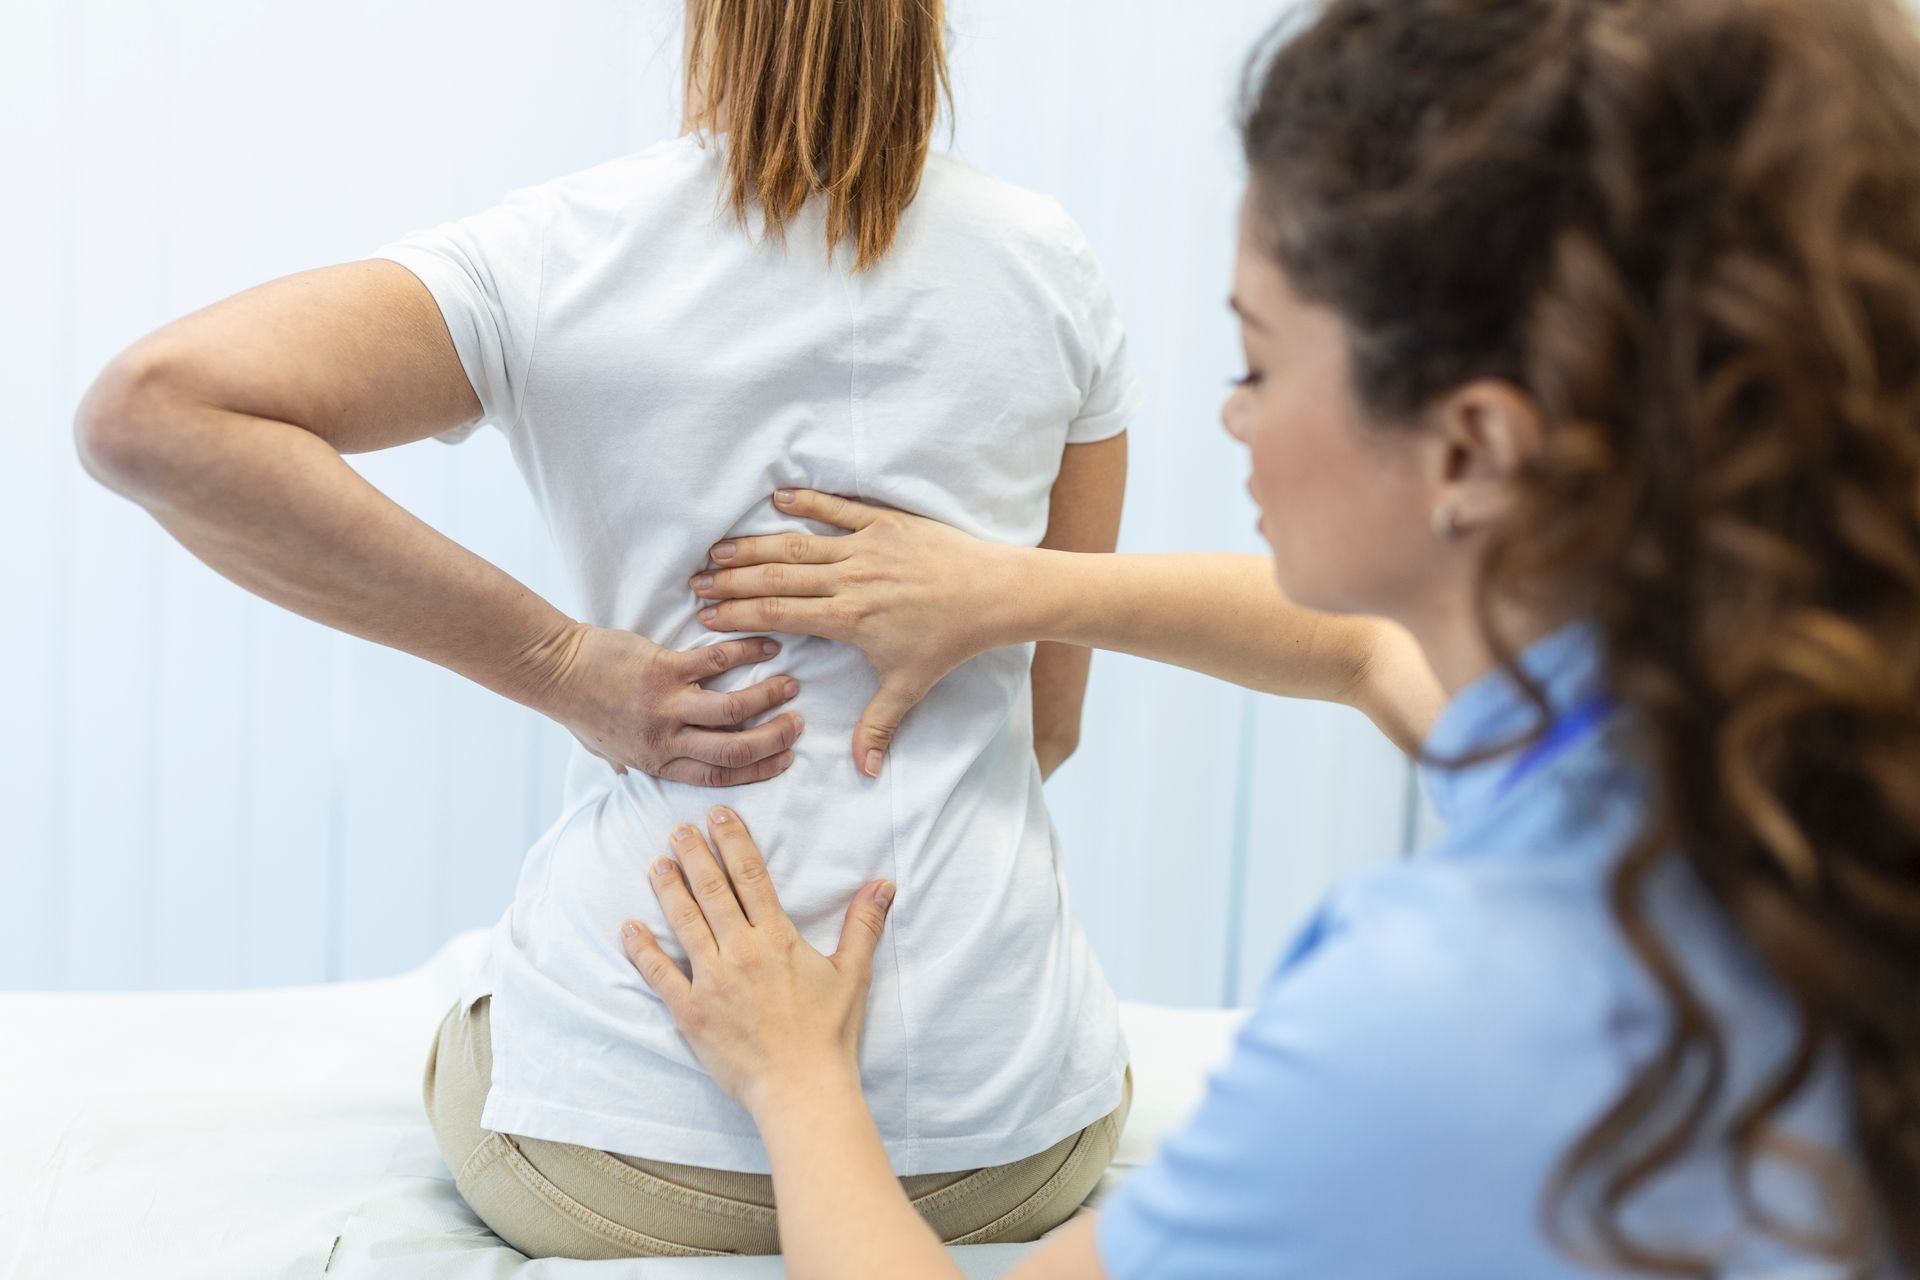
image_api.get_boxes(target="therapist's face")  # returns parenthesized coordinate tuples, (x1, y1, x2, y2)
(1222, 191, 1439, 620)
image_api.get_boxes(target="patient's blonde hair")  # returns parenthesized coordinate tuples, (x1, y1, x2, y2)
(683, 0, 950, 272)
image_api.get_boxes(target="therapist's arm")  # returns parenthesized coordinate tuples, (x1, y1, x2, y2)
(621, 808, 1106, 1280)
(72, 261, 802, 785)
(689, 490, 1443, 768)
(1029, 434, 1128, 782)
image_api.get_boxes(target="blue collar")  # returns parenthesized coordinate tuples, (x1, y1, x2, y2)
(1418, 619, 1612, 829)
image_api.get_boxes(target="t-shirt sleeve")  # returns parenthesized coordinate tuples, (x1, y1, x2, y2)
(1057, 212, 1143, 445)
(362, 181, 555, 445)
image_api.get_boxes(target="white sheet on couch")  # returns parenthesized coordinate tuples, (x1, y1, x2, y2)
(0, 929, 1246, 1279)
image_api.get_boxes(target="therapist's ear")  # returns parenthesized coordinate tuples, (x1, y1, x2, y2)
(1422, 379, 1546, 541)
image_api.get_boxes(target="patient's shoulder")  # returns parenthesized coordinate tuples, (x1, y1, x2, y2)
(912, 152, 1101, 267)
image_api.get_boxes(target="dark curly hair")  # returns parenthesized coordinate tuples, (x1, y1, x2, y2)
(1242, 0, 1920, 1272)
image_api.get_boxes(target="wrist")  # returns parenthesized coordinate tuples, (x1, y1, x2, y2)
(741, 1054, 865, 1126)
(990, 543, 1084, 650)
(973, 541, 1048, 651)
(491, 611, 589, 718)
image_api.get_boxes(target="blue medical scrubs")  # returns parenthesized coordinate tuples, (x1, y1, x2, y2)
(1096, 620, 1873, 1278)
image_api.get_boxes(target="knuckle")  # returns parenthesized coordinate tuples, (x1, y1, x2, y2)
(718, 691, 747, 723)
(698, 763, 730, 788)
(705, 643, 735, 674)
(764, 563, 788, 592)
(759, 596, 785, 625)
(691, 871, 731, 900)
(731, 855, 769, 885)
(783, 533, 810, 562)
(718, 737, 755, 769)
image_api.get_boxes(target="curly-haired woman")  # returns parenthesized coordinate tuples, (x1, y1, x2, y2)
(625, 0, 1920, 1274)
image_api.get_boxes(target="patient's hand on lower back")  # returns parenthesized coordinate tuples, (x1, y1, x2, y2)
(528, 621, 810, 787)
(689, 489, 1021, 780)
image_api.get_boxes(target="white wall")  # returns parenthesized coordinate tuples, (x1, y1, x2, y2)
(0, 0, 1423, 1003)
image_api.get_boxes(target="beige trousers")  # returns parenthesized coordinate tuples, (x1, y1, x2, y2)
(422, 993, 1132, 1259)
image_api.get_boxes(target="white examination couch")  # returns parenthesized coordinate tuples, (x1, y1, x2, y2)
(0, 928, 1248, 1279)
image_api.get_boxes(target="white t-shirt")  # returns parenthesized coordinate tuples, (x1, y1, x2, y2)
(366, 133, 1140, 1175)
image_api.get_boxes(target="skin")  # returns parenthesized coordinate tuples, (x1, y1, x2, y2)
(621, 191, 1559, 1278)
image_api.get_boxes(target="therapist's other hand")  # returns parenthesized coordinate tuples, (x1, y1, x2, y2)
(689, 489, 1013, 779)
(536, 623, 805, 786)
(621, 807, 895, 1116)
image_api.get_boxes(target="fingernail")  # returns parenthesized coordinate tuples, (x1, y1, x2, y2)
(761, 640, 780, 657)
(712, 541, 737, 561)
(778, 751, 795, 767)
(700, 607, 718, 624)
(673, 824, 698, 842)
(790, 714, 806, 737)
(875, 882, 896, 909)
(775, 489, 797, 505)
(865, 749, 884, 778)
(652, 857, 676, 878)
(621, 921, 639, 941)
(709, 806, 731, 825)
(691, 573, 713, 591)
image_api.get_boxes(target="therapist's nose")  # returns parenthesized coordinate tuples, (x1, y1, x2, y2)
(1220, 390, 1251, 445)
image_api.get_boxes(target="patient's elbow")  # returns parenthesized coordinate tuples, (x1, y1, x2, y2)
(1035, 730, 1081, 780)
(74, 349, 189, 497)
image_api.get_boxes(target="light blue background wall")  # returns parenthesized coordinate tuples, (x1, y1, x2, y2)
(1, 0, 1437, 1005)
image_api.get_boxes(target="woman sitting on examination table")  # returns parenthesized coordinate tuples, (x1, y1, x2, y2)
(617, 0, 1920, 1275)
(71, 0, 1441, 1260)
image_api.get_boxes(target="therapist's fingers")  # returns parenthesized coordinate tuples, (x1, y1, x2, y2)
(703, 806, 785, 927)
(771, 488, 885, 532)
(698, 596, 849, 642)
(678, 674, 801, 728)
(852, 673, 932, 779)
(831, 880, 896, 985)
(706, 528, 850, 570)
(649, 852, 720, 965)
(620, 919, 692, 1012)
(691, 563, 837, 601)
(667, 822, 750, 947)
(656, 750, 796, 789)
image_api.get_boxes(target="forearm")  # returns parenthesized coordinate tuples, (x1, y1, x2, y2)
(753, 1068, 961, 1280)
(85, 393, 577, 711)
(1000, 550, 1439, 753)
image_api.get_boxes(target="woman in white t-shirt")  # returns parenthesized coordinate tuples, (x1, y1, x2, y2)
(75, 0, 1137, 1259)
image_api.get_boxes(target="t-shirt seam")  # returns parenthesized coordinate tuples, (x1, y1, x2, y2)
(502, 186, 556, 441)
(839, 264, 920, 1168)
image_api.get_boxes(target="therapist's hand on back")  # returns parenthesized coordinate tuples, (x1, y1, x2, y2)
(619, 806, 895, 1115)
(689, 489, 1013, 778)
(533, 623, 806, 786)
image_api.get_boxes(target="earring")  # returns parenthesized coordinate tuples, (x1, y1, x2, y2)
(1432, 504, 1461, 541)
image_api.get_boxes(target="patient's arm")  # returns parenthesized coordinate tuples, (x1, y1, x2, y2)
(1031, 434, 1128, 780)
(73, 260, 803, 785)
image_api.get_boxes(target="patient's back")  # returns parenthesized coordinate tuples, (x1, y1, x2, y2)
(368, 134, 1137, 1175)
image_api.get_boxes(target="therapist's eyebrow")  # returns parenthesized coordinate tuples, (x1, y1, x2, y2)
(1229, 295, 1270, 333)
